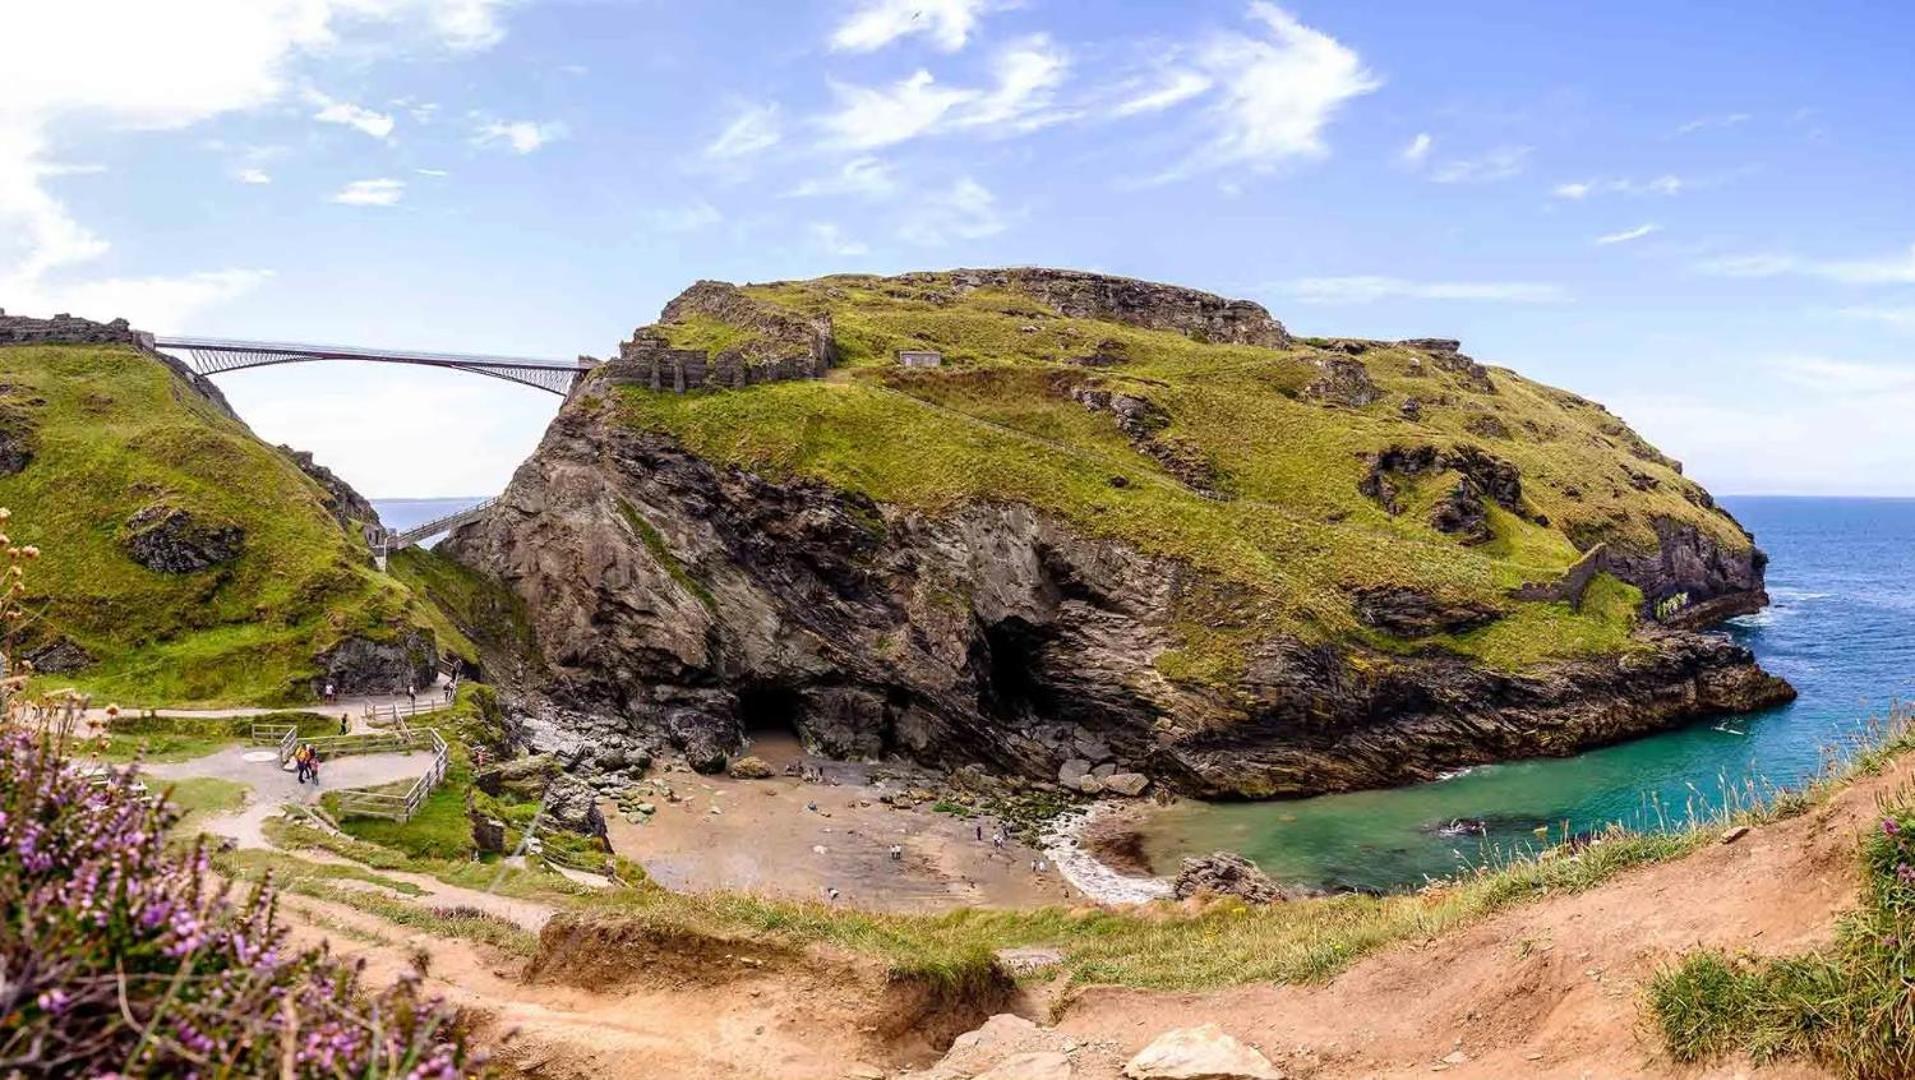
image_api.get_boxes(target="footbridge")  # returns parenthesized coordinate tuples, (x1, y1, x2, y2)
(152, 335, 594, 396)
(363, 497, 498, 569)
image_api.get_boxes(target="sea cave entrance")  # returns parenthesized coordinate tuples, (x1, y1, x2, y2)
(978, 617, 1056, 722)
(737, 681, 806, 763)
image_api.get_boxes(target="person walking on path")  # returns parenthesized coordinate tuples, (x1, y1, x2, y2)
(293, 744, 312, 784)
(339, 713, 350, 736)
(443, 679, 455, 704)
(407, 683, 417, 711)
(323, 681, 335, 705)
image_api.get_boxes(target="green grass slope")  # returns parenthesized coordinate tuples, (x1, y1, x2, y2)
(0, 343, 436, 706)
(625, 271, 1750, 671)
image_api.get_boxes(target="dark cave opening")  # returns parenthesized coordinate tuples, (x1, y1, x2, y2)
(737, 682, 804, 738)
(977, 617, 1056, 721)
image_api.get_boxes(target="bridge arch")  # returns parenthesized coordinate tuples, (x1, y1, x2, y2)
(152, 335, 593, 396)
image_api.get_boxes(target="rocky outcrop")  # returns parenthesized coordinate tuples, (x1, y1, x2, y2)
(314, 629, 436, 696)
(1071, 386, 1229, 498)
(443, 386, 1792, 800)
(1400, 338, 1495, 393)
(1598, 514, 1769, 624)
(1299, 356, 1381, 407)
(1173, 851, 1286, 904)
(947, 268, 1291, 347)
(279, 446, 380, 529)
(1350, 585, 1499, 636)
(121, 505, 244, 573)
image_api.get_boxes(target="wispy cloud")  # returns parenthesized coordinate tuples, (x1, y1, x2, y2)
(898, 177, 1005, 245)
(1835, 305, 1915, 330)
(414, 167, 449, 177)
(330, 178, 405, 206)
(788, 156, 896, 199)
(309, 93, 396, 141)
(1113, 70, 1214, 117)
(1399, 132, 1432, 167)
(1280, 275, 1567, 304)
(1553, 174, 1683, 199)
(1595, 222, 1660, 246)
(1675, 112, 1751, 136)
(705, 102, 782, 159)
(1171, 2, 1380, 175)
(829, 0, 1000, 53)
(1694, 243, 1915, 284)
(235, 167, 272, 185)
(1429, 144, 1529, 184)
(809, 222, 870, 256)
(817, 35, 1069, 150)
(471, 118, 564, 154)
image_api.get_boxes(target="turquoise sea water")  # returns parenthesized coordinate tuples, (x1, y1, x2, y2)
(1139, 497, 1915, 893)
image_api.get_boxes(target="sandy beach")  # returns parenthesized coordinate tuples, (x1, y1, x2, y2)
(601, 733, 1086, 912)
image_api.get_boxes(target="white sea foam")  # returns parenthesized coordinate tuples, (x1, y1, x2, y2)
(1041, 804, 1174, 905)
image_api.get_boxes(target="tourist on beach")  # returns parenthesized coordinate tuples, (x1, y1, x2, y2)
(975, 824, 983, 842)
(889, 844, 902, 862)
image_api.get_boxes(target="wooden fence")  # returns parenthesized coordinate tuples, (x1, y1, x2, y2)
(328, 728, 450, 824)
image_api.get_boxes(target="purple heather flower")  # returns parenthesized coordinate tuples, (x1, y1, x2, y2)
(36, 989, 70, 1014)
(1885, 818, 1903, 836)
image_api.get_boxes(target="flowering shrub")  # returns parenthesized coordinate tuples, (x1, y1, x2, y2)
(0, 725, 477, 1077)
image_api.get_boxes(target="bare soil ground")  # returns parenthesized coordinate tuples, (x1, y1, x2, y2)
(604, 732, 1081, 912)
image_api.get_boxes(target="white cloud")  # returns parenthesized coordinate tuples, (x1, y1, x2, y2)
(1280, 275, 1568, 304)
(414, 167, 449, 177)
(471, 118, 565, 154)
(1552, 174, 1683, 199)
(5, 269, 271, 333)
(1675, 112, 1750, 136)
(310, 93, 396, 140)
(1399, 132, 1431, 166)
(0, 0, 512, 328)
(817, 35, 1068, 150)
(650, 200, 723, 232)
(1694, 243, 1915, 284)
(236, 167, 273, 184)
(898, 177, 1004, 244)
(809, 222, 870, 256)
(705, 102, 782, 159)
(1113, 70, 1213, 117)
(1429, 144, 1529, 184)
(829, 0, 998, 53)
(788, 156, 897, 198)
(330, 177, 405, 206)
(1595, 222, 1660, 246)
(1171, 2, 1380, 175)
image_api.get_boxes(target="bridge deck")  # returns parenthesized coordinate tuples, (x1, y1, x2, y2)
(152, 335, 591, 395)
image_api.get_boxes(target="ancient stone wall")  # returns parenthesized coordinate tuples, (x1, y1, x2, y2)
(0, 311, 145, 347)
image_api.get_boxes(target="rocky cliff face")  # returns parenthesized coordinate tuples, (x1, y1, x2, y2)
(445, 377, 1789, 799)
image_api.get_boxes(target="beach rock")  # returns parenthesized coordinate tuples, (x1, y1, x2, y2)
(726, 754, 775, 779)
(1058, 758, 1092, 785)
(544, 772, 608, 840)
(1123, 1024, 1283, 1080)
(121, 504, 243, 573)
(1076, 774, 1105, 795)
(1105, 772, 1151, 797)
(976, 1051, 1074, 1080)
(1173, 852, 1285, 905)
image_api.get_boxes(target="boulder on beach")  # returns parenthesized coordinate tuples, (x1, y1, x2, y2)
(1173, 851, 1285, 905)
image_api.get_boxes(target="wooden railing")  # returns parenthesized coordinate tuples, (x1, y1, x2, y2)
(329, 728, 450, 824)
(360, 696, 454, 727)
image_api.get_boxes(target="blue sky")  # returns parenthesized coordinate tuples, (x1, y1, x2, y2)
(4, 1, 1914, 499)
